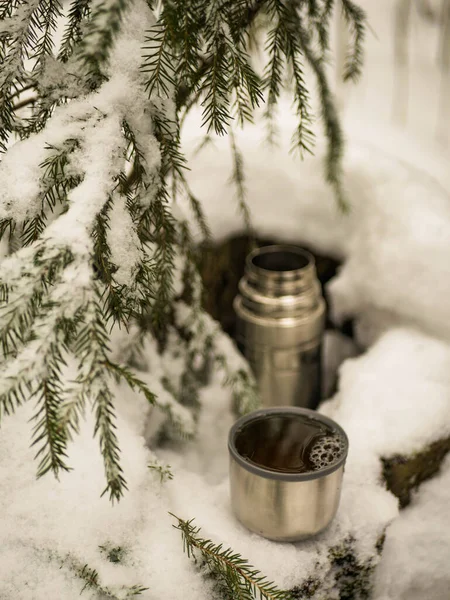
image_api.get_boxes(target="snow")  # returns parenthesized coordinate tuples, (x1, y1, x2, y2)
(107, 194, 142, 287)
(1, 0, 450, 599)
(374, 454, 450, 600)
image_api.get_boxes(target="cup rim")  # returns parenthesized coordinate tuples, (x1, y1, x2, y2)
(228, 407, 349, 481)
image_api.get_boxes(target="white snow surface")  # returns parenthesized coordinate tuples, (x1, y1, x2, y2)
(374, 454, 450, 600)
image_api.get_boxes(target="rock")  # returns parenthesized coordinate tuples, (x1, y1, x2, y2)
(382, 436, 450, 508)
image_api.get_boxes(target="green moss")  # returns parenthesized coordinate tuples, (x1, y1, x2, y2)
(290, 576, 321, 598)
(328, 537, 374, 600)
(382, 436, 450, 508)
(99, 544, 125, 564)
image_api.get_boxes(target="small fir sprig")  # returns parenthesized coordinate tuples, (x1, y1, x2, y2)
(171, 514, 294, 600)
(148, 459, 174, 483)
(69, 555, 148, 598)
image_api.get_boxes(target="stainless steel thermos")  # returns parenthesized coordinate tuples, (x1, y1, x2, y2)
(234, 245, 326, 409)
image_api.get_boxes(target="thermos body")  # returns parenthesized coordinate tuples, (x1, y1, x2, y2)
(234, 245, 325, 409)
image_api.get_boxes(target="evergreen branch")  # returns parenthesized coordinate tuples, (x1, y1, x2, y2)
(317, 0, 335, 56)
(122, 119, 148, 191)
(228, 129, 252, 234)
(263, 23, 284, 117)
(175, 0, 202, 89)
(230, 50, 264, 126)
(340, 0, 366, 82)
(74, 299, 128, 502)
(296, 21, 347, 211)
(175, 302, 260, 415)
(0, 218, 15, 242)
(105, 359, 195, 438)
(19, 143, 81, 246)
(0, 248, 75, 420)
(0, 282, 42, 358)
(58, 0, 91, 62)
(77, 0, 128, 87)
(32, 0, 64, 69)
(31, 344, 72, 479)
(216, 354, 260, 416)
(63, 555, 148, 598)
(93, 385, 127, 502)
(200, 41, 232, 136)
(139, 189, 177, 333)
(175, 0, 265, 110)
(171, 514, 293, 600)
(0, 1, 39, 151)
(306, 0, 320, 18)
(185, 187, 211, 242)
(152, 107, 187, 178)
(142, 20, 176, 98)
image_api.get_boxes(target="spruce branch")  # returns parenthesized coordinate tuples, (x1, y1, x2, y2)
(141, 0, 366, 207)
(142, 19, 177, 98)
(317, 0, 335, 56)
(229, 129, 253, 235)
(58, 0, 91, 62)
(216, 354, 260, 416)
(175, 301, 260, 416)
(32, 0, 63, 70)
(77, 0, 129, 86)
(340, 0, 366, 82)
(200, 41, 232, 136)
(74, 297, 128, 502)
(182, 181, 212, 242)
(296, 20, 347, 210)
(171, 514, 293, 600)
(58, 554, 149, 598)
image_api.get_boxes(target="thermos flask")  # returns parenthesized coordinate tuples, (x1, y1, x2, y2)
(234, 245, 325, 409)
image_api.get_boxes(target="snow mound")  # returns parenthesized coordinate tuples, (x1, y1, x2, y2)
(374, 454, 450, 600)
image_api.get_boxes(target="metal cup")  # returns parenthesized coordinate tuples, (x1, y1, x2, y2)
(234, 245, 325, 409)
(228, 407, 348, 542)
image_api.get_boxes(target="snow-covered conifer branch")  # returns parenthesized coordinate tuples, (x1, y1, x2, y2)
(58, 0, 92, 62)
(0, 0, 204, 498)
(77, 0, 129, 87)
(0, 0, 366, 502)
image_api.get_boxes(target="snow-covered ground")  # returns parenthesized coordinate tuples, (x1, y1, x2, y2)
(2, 1, 450, 599)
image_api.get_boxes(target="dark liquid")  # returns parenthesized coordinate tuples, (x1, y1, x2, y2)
(234, 414, 345, 474)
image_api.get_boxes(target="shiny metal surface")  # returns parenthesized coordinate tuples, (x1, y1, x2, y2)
(228, 407, 348, 542)
(234, 245, 325, 409)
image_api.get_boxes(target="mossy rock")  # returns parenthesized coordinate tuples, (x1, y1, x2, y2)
(290, 534, 386, 600)
(382, 436, 450, 507)
(327, 537, 375, 600)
